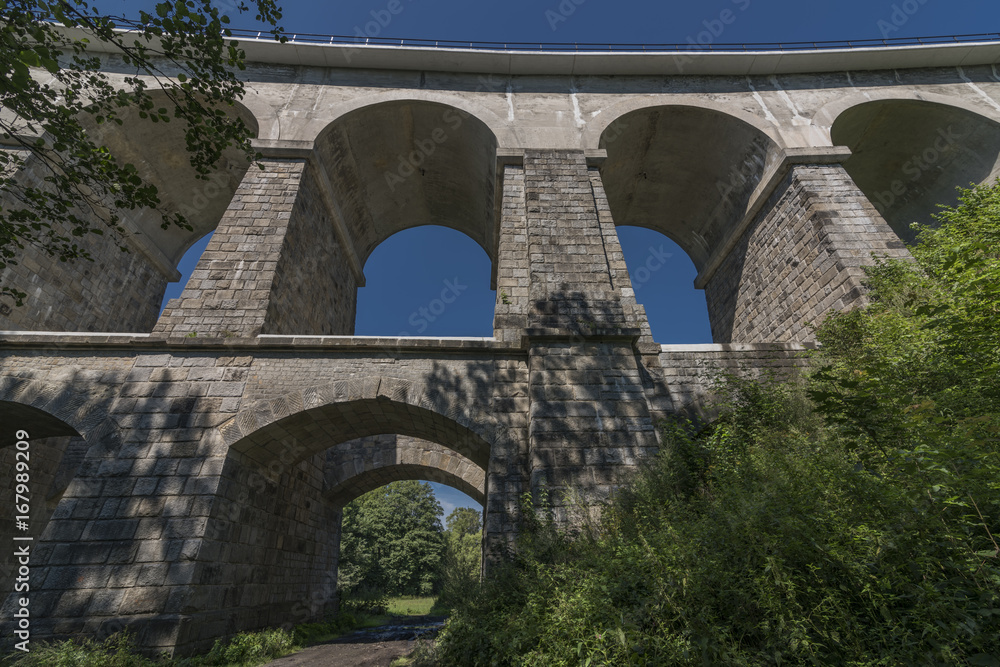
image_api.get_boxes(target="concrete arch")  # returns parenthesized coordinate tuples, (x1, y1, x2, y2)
(827, 95, 1000, 240)
(315, 90, 515, 149)
(94, 90, 259, 267)
(324, 435, 486, 509)
(596, 103, 783, 271)
(812, 89, 1000, 139)
(311, 99, 500, 269)
(583, 96, 787, 151)
(220, 375, 509, 470)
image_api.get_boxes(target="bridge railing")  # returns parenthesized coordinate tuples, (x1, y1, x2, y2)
(226, 30, 1000, 52)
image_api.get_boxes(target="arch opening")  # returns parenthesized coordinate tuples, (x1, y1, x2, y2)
(617, 226, 712, 343)
(194, 397, 495, 643)
(0, 404, 89, 602)
(355, 225, 495, 337)
(0, 91, 258, 332)
(93, 91, 259, 269)
(832, 99, 1000, 242)
(324, 434, 486, 510)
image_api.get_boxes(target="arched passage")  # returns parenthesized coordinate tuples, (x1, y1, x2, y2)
(324, 434, 486, 509)
(831, 98, 1000, 241)
(189, 376, 505, 643)
(598, 104, 783, 272)
(597, 105, 783, 342)
(0, 403, 91, 609)
(616, 226, 712, 343)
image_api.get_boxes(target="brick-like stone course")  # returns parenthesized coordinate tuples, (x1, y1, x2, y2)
(154, 159, 357, 338)
(705, 164, 912, 342)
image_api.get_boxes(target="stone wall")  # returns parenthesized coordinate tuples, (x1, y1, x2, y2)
(0, 150, 169, 333)
(704, 164, 912, 343)
(154, 159, 358, 338)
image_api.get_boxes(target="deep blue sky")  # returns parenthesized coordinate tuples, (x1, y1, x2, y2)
(130, 0, 1000, 514)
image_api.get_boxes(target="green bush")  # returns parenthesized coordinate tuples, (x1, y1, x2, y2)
(3, 632, 159, 667)
(197, 629, 294, 666)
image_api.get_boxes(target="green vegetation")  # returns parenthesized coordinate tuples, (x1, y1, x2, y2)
(339, 481, 447, 599)
(0, 1, 283, 306)
(0, 610, 397, 667)
(435, 507, 483, 612)
(0, 628, 295, 667)
(387, 596, 439, 616)
(337, 481, 484, 609)
(430, 181, 1000, 665)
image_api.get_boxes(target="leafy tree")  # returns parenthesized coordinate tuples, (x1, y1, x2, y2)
(338, 481, 446, 598)
(0, 0, 283, 305)
(437, 507, 482, 608)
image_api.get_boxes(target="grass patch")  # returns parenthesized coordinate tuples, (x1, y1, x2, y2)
(386, 596, 437, 616)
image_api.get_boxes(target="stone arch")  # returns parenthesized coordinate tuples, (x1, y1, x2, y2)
(220, 375, 505, 469)
(813, 89, 1000, 137)
(0, 394, 124, 615)
(310, 90, 514, 149)
(0, 375, 117, 440)
(827, 95, 1000, 240)
(595, 103, 783, 272)
(189, 374, 503, 646)
(324, 435, 486, 509)
(311, 99, 500, 271)
(93, 90, 260, 267)
(583, 97, 787, 152)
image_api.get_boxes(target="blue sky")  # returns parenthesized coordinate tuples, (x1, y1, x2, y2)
(125, 0, 1000, 515)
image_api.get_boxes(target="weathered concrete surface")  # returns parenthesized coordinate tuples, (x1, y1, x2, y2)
(1, 38, 999, 657)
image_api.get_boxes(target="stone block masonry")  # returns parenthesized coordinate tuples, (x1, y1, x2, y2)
(704, 164, 912, 343)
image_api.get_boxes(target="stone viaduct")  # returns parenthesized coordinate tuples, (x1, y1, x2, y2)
(2, 33, 1000, 654)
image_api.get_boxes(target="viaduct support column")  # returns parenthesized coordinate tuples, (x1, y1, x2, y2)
(699, 160, 913, 343)
(153, 148, 360, 338)
(494, 149, 659, 523)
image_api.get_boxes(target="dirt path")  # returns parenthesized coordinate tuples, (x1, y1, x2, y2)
(261, 616, 444, 667)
